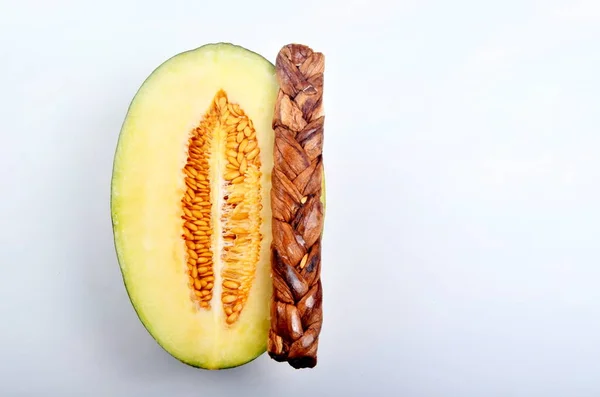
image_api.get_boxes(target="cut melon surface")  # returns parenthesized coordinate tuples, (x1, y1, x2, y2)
(110, 43, 279, 369)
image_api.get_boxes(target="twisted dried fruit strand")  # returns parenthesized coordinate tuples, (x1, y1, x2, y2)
(268, 44, 325, 369)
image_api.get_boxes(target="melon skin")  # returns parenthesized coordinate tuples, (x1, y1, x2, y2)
(110, 43, 279, 370)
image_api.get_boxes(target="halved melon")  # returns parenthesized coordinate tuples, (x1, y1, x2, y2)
(110, 43, 279, 369)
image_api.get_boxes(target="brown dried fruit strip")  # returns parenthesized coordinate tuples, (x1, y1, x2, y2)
(268, 44, 325, 369)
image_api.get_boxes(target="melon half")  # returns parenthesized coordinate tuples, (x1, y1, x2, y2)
(110, 43, 279, 369)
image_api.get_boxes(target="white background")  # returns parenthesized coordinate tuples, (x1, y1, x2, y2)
(1, 0, 599, 395)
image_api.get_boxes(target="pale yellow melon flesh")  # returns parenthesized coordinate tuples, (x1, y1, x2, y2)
(110, 43, 279, 369)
